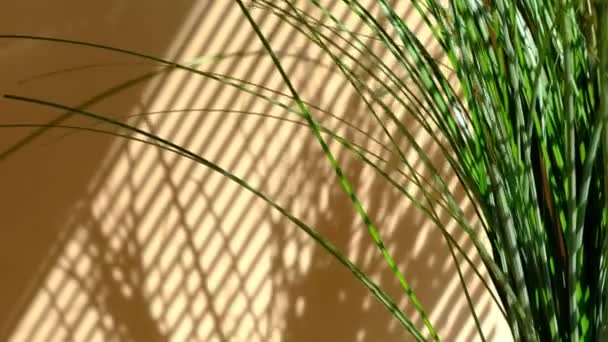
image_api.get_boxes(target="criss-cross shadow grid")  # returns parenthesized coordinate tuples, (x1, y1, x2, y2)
(4, 1, 508, 341)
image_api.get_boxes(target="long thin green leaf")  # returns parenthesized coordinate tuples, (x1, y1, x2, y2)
(3, 93, 426, 340)
(235, 1, 437, 339)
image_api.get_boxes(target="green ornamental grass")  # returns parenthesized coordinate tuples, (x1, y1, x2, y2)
(3, 0, 608, 340)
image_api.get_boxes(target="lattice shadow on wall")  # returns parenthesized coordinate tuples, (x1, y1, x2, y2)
(3, 1, 505, 341)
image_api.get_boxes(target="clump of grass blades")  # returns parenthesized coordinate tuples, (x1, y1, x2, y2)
(3, 0, 608, 341)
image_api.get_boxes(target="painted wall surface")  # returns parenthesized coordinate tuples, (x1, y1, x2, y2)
(0, 1, 510, 341)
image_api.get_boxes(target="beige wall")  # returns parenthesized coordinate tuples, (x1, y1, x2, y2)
(0, 1, 509, 341)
